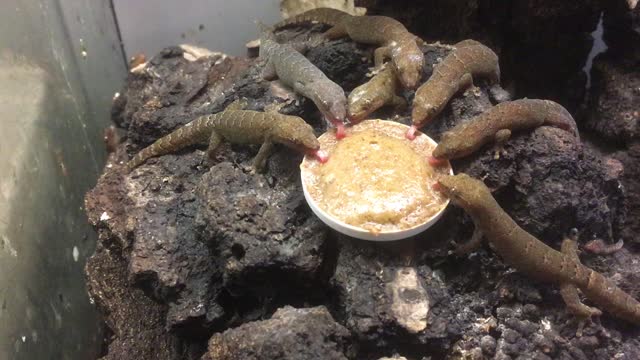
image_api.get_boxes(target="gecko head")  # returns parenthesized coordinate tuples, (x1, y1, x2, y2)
(273, 117, 321, 154)
(434, 173, 490, 211)
(392, 39, 424, 89)
(411, 101, 441, 130)
(314, 84, 348, 136)
(431, 130, 471, 160)
(347, 88, 384, 124)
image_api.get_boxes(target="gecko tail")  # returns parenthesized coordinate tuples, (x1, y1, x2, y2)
(580, 268, 640, 325)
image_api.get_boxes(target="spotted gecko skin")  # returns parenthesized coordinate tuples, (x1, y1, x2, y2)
(275, 8, 424, 89)
(126, 109, 322, 173)
(347, 65, 406, 123)
(435, 173, 640, 325)
(431, 99, 578, 164)
(259, 26, 348, 139)
(408, 40, 500, 139)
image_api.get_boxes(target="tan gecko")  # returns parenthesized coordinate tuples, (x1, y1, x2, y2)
(126, 102, 327, 173)
(259, 24, 348, 139)
(347, 65, 406, 123)
(407, 39, 500, 140)
(429, 99, 578, 166)
(434, 173, 640, 325)
(275, 7, 424, 89)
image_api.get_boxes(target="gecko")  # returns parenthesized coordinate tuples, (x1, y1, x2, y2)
(126, 102, 327, 173)
(428, 99, 578, 166)
(347, 65, 406, 123)
(259, 25, 348, 139)
(275, 7, 424, 90)
(407, 39, 500, 140)
(433, 173, 640, 325)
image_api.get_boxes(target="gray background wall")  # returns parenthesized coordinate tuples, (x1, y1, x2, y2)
(113, 0, 282, 59)
(0, 0, 126, 359)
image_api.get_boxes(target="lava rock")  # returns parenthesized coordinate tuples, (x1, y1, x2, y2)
(195, 152, 328, 297)
(330, 237, 483, 355)
(206, 306, 353, 360)
(602, 1, 640, 60)
(614, 142, 640, 243)
(113, 47, 252, 148)
(585, 52, 640, 143)
(358, 0, 602, 111)
(448, 126, 625, 245)
(86, 244, 202, 360)
(126, 151, 224, 335)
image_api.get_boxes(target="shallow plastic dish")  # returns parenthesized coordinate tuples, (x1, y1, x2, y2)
(300, 120, 453, 241)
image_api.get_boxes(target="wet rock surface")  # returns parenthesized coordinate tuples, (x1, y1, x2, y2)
(84, 9, 639, 360)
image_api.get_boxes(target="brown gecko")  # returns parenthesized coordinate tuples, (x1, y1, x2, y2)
(126, 102, 326, 173)
(347, 65, 406, 123)
(407, 40, 500, 140)
(275, 8, 424, 89)
(428, 99, 578, 166)
(434, 173, 640, 325)
(259, 24, 348, 139)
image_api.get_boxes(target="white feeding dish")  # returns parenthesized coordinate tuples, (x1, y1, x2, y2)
(300, 120, 453, 241)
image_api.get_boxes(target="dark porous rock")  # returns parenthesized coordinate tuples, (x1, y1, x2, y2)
(195, 150, 328, 297)
(358, 0, 601, 111)
(450, 126, 625, 244)
(206, 306, 353, 360)
(305, 39, 371, 91)
(126, 153, 224, 335)
(85, 166, 203, 359)
(614, 142, 640, 243)
(602, 1, 640, 60)
(330, 237, 486, 358)
(86, 244, 203, 360)
(113, 47, 252, 148)
(585, 52, 640, 143)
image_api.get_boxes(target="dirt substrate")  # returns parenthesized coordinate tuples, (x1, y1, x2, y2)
(85, 4, 640, 359)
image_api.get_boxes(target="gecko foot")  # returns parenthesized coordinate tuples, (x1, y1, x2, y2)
(493, 147, 507, 160)
(406, 125, 418, 140)
(584, 239, 624, 255)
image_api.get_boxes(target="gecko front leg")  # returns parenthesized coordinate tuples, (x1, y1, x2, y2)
(261, 60, 278, 81)
(206, 131, 223, 161)
(454, 226, 485, 255)
(252, 139, 274, 173)
(493, 129, 511, 159)
(374, 46, 392, 68)
(391, 94, 408, 111)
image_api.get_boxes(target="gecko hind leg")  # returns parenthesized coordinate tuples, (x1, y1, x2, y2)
(454, 227, 484, 255)
(493, 129, 511, 159)
(559, 230, 603, 336)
